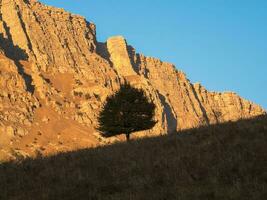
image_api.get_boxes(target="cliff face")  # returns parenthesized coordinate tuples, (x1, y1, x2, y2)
(129, 53, 264, 130)
(0, 0, 265, 160)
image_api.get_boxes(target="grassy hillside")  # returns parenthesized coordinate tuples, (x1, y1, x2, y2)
(0, 115, 267, 200)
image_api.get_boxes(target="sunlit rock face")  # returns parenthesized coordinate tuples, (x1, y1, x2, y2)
(0, 0, 265, 161)
(129, 54, 265, 130)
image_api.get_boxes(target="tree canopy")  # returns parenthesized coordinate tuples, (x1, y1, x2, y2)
(97, 83, 156, 140)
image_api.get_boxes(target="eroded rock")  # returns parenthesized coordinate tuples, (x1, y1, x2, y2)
(0, 0, 265, 161)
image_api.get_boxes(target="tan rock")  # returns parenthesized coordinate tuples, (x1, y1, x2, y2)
(0, 0, 265, 161)
(16, 127, 28, 137)
(106, 36, 137, 76)
(6, 126, 15, 137)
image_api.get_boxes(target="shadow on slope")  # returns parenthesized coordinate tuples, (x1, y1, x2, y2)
(0, 115, 267, 200)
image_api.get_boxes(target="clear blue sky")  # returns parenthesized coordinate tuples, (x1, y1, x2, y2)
(40, 0, 267, 109)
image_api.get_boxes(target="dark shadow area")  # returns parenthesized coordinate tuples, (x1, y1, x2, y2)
(96, 42, 143, 77)
(0, 13, 34, 93)
(96, 42, 112, 65)
(0, 32, 34, 93)
(1, 115, 266, 199)
(95, 42, 123, 84)
(158, 92, 177, 134)
(190, 84, 209, 124)
(23, 0, 30, 4)
(127, 45, 141, 74)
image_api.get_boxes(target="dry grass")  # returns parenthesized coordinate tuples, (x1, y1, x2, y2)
(0, 115, 267, 200)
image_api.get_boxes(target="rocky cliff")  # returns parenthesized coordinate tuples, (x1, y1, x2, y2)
(0, 0, 265, 160)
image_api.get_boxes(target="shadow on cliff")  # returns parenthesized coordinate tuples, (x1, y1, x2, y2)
(96, 42, 124, 84)
(96, 42, 112, 65)
(158, 93, 177, 134)
(96, 42, 143, 76)
(127, 45, 142, 75)
(1, 114, 266, 200)
(0, 32, 34, 93)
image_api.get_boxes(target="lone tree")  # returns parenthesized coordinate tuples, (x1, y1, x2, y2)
(97, 83, 156, 141)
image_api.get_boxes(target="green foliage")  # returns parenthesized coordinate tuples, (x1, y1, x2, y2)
(97, 83, 156, 138)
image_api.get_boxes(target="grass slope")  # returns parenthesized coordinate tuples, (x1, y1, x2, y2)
(0, 115, 267, 200)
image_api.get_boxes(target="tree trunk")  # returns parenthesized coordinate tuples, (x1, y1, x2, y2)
(126, 133, 130, 142)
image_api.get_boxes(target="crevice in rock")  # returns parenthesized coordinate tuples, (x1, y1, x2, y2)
(211, 109, 220, 123)
(184, 85, 201, 118)
(15, 3, 37, 62)
(191, 84, 209, 124)
(127, 45, 141, 74)
(23, 0, 31, 4)
(0, 21, 34, 93)
(136, 54, 150, 79)
(158, 92, 177, 134)
(96, 42, 112, 65)
(96, 42, 123, 85)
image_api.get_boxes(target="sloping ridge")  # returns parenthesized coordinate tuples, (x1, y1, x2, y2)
(1, 115, 267, 199)
(0, 0, 265, 161)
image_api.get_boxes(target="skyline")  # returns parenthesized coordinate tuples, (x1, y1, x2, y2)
(40, 0, 267, 109)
